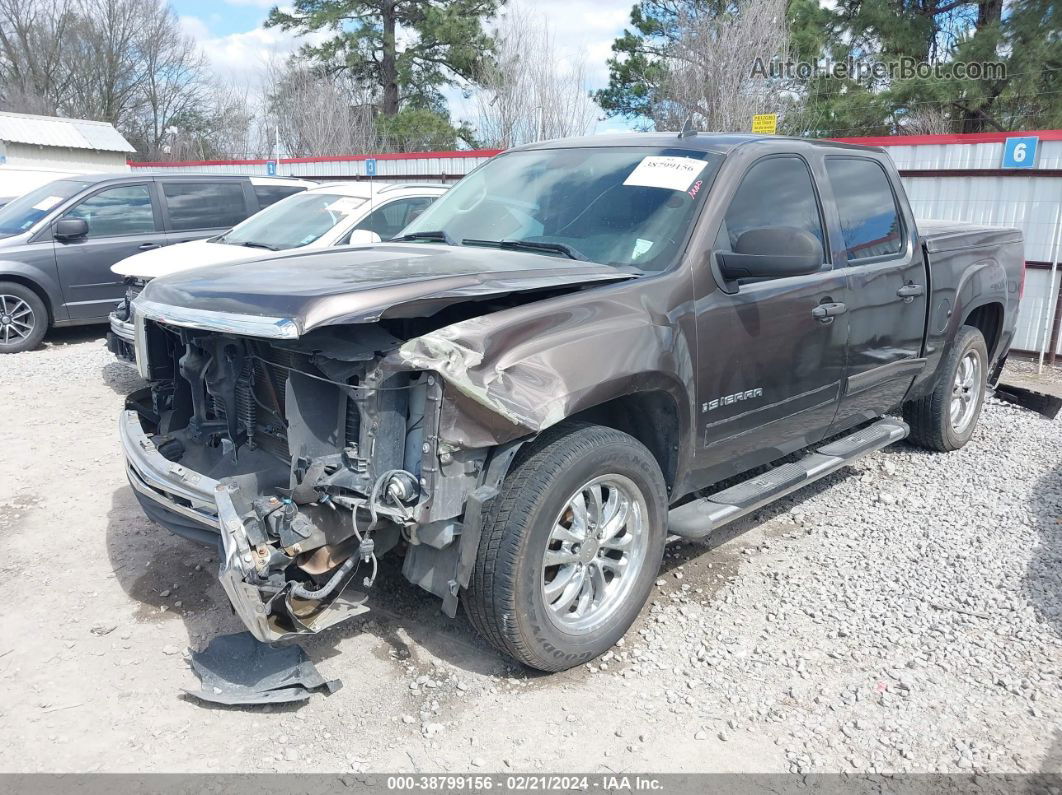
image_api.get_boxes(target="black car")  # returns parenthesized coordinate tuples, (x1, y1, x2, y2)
(0, 173, 313, 352)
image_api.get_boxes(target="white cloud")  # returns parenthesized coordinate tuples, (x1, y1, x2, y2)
(223, 0, 280, 7)
(180, 14, 322, 85)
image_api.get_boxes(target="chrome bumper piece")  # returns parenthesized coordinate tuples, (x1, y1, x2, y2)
(120, 410, 368, 642)
(109, 312, 134, 342)
(120, 410, 280, 641)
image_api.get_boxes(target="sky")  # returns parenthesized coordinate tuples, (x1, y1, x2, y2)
(171, 0, 638, 137)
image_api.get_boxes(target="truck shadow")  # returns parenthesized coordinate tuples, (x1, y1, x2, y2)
(104, 485, 511, 683)
(103, 462, 863, 686)
(101, 360, 145, 395)
(1026, 463, 1062, 773)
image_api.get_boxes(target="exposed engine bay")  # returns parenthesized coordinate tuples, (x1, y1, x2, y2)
(124, 313, 504, 642)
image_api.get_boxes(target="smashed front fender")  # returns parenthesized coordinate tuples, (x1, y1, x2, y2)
(395, 292, 690, 449)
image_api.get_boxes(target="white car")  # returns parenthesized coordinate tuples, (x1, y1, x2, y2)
(107, 181, 447, 362)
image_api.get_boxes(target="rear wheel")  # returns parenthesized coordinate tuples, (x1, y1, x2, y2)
(903, 324, 988, 451)
(464, 423, 667, 671)
(0, 282, 47, 354)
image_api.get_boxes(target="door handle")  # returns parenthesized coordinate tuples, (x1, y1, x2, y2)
(897, 283, 924, 302)
(138, 243, 160, 251)
(812, 302, 847, 323)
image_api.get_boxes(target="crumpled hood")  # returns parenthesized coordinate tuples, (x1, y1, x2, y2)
(112, 238, 258, 278)
(135, 243, 633, 336)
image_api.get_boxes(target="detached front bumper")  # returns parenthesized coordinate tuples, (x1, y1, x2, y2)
(119, 410, 367, 642)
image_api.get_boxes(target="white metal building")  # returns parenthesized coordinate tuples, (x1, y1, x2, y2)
(129, 131, 1062, 357)
(0, 111, 134, 198)
(129, 149, 499, 182)
(835, 130, 1062, 357)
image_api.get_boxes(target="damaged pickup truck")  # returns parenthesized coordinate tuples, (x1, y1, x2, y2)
(121, 133, 1023, 671)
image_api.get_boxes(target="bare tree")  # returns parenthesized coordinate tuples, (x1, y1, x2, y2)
(0, 0, 73, 114)
(472, 2, 598, 148)
(654, 0, 793, 132)
(62, 0, 146, 124)
(0, 0, 218, 159)
(901, 105, 953, 135)
(263, 58, 378, 157)
(129, 0, 206, 158)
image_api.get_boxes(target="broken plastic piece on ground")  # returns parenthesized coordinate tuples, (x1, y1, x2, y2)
(184, 631, 341, 706)
(994, 383, 1062, 420)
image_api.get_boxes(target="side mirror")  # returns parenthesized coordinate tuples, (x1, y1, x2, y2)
(346, 229, 382, 245)
(55, 217, 89, 241)
(716, 227, 823, 280)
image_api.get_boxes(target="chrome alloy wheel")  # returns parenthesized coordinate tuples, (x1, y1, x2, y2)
(0, 294, 34, 346)
(950, 350, 982, 433)
(541, 474, 649, 633)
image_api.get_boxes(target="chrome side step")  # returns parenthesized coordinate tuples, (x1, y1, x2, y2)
(668, 418, 908, 539)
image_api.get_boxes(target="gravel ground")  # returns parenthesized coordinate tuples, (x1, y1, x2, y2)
(0, 328, 1059, 774)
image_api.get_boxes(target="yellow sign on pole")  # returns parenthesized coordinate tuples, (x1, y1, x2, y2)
(751, 113, 778, 134)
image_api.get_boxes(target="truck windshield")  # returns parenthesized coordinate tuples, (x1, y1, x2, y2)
(218, 191, 368, 250)
(0, 179, 90, 239)
(399, 147, 723, 271)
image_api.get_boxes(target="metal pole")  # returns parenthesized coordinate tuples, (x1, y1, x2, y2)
(1038, 203, 1062, 373)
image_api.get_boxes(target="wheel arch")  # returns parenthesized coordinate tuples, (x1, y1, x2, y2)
(962, 301, 1004, 360)
(565, 388, 684, 497)
(0, 269, 56, 325)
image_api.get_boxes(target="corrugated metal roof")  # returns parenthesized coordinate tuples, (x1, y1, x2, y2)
(0, 111, 134, 153)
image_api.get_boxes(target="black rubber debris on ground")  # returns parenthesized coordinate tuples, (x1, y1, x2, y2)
(184, 631, 341, 706)
(994, 384, 1062, 419)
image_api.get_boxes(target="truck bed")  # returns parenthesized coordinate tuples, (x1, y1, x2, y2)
(918, 219, 1024, 254)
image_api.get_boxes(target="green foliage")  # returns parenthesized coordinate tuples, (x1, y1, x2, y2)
(266, 0, 502, 116)
(376, 106, 474, 151)
(600, 0, 1062, 136)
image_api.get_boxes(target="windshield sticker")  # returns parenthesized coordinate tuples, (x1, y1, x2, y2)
(623, 156, 707, 192)
(632, 238, 654, 258)
(32, 196, 65, 212)
(326, 197, 365, 215)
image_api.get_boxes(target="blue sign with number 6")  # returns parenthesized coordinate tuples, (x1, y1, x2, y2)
(1002, 137, 1038, 169)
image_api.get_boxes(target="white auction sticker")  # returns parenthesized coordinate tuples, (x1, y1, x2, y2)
(623, 156, 707, 192)
(32, 196, 64, 212)
(326, 197, 366, 214)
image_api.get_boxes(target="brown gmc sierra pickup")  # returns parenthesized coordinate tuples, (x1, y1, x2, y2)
(120, 133, 1023, 671)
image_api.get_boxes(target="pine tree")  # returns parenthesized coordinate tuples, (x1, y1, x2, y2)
(266, 0, 503, 117)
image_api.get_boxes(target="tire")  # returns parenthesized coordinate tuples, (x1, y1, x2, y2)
(903, 324, 988, 451)
(464, 422, 667, 672)
(0, 281, 47, 354)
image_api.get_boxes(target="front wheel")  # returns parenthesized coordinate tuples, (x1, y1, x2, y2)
(463, 423, 667, 672)
(0, 282, 47, 354)
(903, 324, 988, 451)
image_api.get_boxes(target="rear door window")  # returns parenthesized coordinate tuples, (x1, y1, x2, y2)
(253, 184, 306, 210)
(162, 181, 249, 231)
(715, 156, 826, 254)
(824, 158, 904, 262)
(353, 197, 436, 240)
(63, 184, 157, 237)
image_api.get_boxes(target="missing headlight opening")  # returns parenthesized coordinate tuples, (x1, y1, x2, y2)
(122, 315, 490, 643)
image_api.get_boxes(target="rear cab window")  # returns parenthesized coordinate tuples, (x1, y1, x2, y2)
(824, 158, 904, 263)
